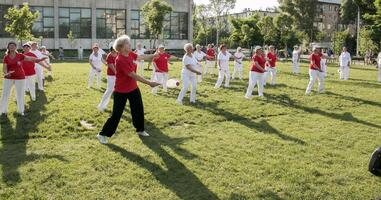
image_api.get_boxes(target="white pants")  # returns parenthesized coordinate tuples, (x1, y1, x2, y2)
(137, 61, 145, 77)
(152, 72, 168, 94)
(215, 66, 230, 88)
(204, 60, 215, 75)
(292, 60, 300, 74)
(379, 64, 381, 82)
(88, 68, 102, 88)
(25, 75, 36, 101)
(177, 73, 197, 103)
(263, 67, 277, 85)
(196, 63, 203, 82)
(35, 65, 44, 90)
(97, 75, 116, 110)
(339, 65, 350, 80)
(0, 79, 25, 114)
(232, 62, 243, 80)
(245, 71, 264, 98)
(306, 69, 325, 94)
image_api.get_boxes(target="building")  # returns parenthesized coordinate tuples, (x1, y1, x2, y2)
(0, 0, 193, 50)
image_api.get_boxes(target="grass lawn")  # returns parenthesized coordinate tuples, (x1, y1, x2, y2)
(0, 60, 380, 200)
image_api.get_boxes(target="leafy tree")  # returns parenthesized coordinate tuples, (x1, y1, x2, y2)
(67, 30, 76, 49)
(229, 14, 263, 48)
(258, 16, 278, 46)
(208, 0, 236, 46)
(359, 27, 378, 54)
(316, 31, 328, 42)
(331, 30, 350, 55)
(274, 13, 293, 49)
(4, 3, 39, 43)
(141, 0, 172, 48)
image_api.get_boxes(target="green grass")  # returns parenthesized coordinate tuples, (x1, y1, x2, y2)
(0, 60, 380, 200)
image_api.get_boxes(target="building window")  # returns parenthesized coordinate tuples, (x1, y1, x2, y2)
(131, 10, 149, 39)
(0, 5, 12, 37)
(96, 9, 125, 39)
(163, 12, 188, 40)
(30, 7, 54, 38)
(59, 7, 91, 38)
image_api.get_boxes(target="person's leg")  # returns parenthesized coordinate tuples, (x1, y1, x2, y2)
(203, 61, 209, 75)
(88, 68, 95, 88)
(317, 72, 325, 93)
(197, 64, 202, 82)
(98, 76, 116, 110)
(151, 72, 161, 94)
(163, 73, 168, 92)
(28, 75, 36, 101)
(214, 69, 224, 88)
(177, 73, 190, 103)
(245, 71, 256, 98)
(306, 69, 317, 94)
(96, 70, 101, 89)
(271, 68, 277, 85)
(224, 68, 230, 87)
(14, 79, 25, 114)
(344, 66, 350, 80)
(190, 75, 197, 103)
(257, 72, 264, 97)
(127, 89, 145, 132)
(263, 67, 269, 86)
(0, 79, 13, 114)
(35, 65, 44, 90)
(339, 66, 344, 80)
(99, 92, 128, 137)
(238, 65, 243, 80)
(232, 64, 237, 79)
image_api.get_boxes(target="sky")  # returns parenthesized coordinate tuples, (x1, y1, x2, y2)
(193, 0, 279, 13)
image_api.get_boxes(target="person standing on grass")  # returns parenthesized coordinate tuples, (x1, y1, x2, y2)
(58, 47, 64, 61)
(176, 43, 202, 105)
(378, 51, 381, 82)
(1, 41, 46, 116)
(97, 43, 117, 112)
(88, 43, 106, 89)
(245, 46, 266, 99)
(321, 49, 328, 78)
(215, 44, 232, 89)
(40, 46, 54, 77)
(263, 45, 278, 86)
(21, 43, 38, 101)
(305, 47, 325, 95)
(292, 45, 301, 74)
(193, 44, 208, 83)
(135, 43, 147, 76)
(151, 44, 177, 95)
(204, 44, 216, 75)
(30, 41, 51, 91)
(339, 47, 351, 80)
(232, 47, 245, 80)
(96, 35, 160, 144)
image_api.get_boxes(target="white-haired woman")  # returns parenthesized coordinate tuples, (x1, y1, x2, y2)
(1, 41, 46, 116)
(245, 46, 266, 99)
(176, 43, 202, 105)
(232, 47, 245, 80)
(97, 35, 160, 144)
(88, 43, 106, 89)
(215, 44, 232, 88)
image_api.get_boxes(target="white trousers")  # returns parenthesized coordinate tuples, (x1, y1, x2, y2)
(25, 75, 36, 101)
(0, 79, 25, 114)
(306, 69, 325, 94)
(196, 63, 203, 82)
(177, 73, 197, 103)
(152, 72, 168, 94)
(97, 75, 116, 110)
(245, 71, 264, 98)
(339, 65, 350, 80)
(204, 60, 215, 75)
(35, 65, 44, 90)
(215, 66, 230, 88)
(232, 62, 243, 80)
(263, 67, 277, 85)
(137, 61, 145, 77)
(88, 68, 102, 88)
(292, 60, 300, 74)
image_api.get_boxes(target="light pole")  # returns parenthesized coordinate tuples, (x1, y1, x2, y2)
(355, 3, 360, 57)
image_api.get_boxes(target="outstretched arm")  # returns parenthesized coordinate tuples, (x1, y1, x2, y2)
(128, 72, 160, 87)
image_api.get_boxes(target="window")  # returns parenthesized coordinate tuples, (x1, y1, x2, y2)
(96, 9, 125, 39)
(131, 10, 149, 39)
(0, 5, 11, 37)
(59, 7, 91, 38)
(30, 7, 54, 38)
(163, 12, 188, 40)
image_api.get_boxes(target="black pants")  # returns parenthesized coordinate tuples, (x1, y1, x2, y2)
(100, 88, 144, 137)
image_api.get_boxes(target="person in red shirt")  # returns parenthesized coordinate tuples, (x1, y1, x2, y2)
(305, 47, 325, 95)
(22, 43, 38, 101)
(245, 46, 266, 99)
(1, 41, 46, 116)
(97, 43, 118, 111)
(151, 44, 176, 95)
(263, 45, 278, 86)
(97, 35, 161, 144)
(204, 44, 216, 75)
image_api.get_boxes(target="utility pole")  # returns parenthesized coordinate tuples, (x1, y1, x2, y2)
(356, 5, 360, 57)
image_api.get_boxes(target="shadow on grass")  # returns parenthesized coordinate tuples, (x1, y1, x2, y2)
(0, 92, 67, 186)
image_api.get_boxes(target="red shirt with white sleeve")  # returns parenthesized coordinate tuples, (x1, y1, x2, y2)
(309, 53, 322, 70)
(154, 53, 171, 73)
(206, 48, 216, 61)
(251, 54, 266, 73)
(114, 52, 138, 93)
(106, 53, 116, 76)
(3, 53, 26, 79)
(267, 52, 277, 68)
(22, 52, 37, 76)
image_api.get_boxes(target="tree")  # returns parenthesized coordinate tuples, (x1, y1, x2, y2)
(67, 30, 76, 49)
(331, 30, 350, 55)
(141, 0, 172, 48)
(258, 16, 278, 46)
(316, 31, 328, 42)
(359, 27, 378, 55)
(4, 3, 39, 43)
(229, 14, 263, 48)
(208, 0, 236, 46)
(274, 13, 293, 49)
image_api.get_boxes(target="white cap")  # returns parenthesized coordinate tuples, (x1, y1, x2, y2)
(254, 46, 262, 52)
(158, 44, 165, 49)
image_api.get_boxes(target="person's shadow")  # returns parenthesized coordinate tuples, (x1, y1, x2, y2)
(0, 92, 66, 186)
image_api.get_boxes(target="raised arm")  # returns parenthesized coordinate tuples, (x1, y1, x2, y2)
(128, 71, 160, 87)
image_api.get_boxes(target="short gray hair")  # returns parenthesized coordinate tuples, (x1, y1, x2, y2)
(113, 35, 131, 52)
(184, 43, 193, 51)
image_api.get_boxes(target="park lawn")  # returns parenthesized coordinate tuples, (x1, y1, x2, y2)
(0, 60, 380, 200)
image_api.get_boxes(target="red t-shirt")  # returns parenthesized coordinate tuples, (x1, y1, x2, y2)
(106, 53, 116, 76)
(206, 48, 215, 60)
(154, 53, 171, 73)
(267, 52, 277, 67)
(114, 52, 138, 93)
(3, 53, 26, 79)
(22, 52, 37, 76)
(251, 54, 266, 73)
(310, 53, 322, 70)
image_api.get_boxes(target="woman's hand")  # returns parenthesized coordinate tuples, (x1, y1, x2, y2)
(148, 81, 161, 88)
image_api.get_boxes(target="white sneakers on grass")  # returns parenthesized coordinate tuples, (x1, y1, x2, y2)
(96, 134, 108, 144)
(137, 131, 150, 137)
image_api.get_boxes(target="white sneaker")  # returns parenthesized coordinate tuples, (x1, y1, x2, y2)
(97, 105, 105, 112)
(244, 95, 253, 100)
(137, 131, 150, 137)
(96, 134, 108, 144)
(176, 100, 183, 105)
